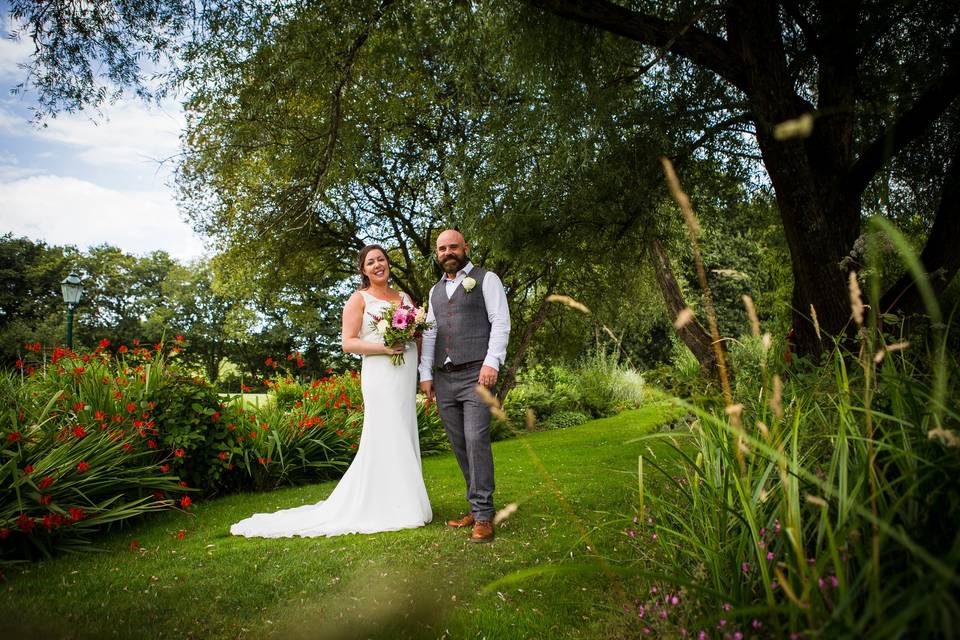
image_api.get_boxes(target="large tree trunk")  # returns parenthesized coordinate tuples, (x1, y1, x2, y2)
(649, 238, 718, 371)
(727, 0, 860, 357)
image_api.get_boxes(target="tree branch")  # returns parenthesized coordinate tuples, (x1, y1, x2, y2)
(880, 140, 960, 316)
(847, 52, 960, 197)
(521, 0, 748, 93)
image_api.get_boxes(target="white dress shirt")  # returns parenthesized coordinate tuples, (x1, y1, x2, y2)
(418, 262, 510, 382)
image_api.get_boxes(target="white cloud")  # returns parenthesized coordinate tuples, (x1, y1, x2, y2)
(0, 174, 205, 261)
(0, 22, 33, 81)
(39, 99, 185, 168)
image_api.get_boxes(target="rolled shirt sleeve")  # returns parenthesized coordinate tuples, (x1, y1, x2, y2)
(418, 285, 438, 382)
(481, 271, 510, 371)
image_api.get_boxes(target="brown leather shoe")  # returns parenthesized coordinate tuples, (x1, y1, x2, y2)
(470, 520, 494, 543)
(446, 514, 475, 529)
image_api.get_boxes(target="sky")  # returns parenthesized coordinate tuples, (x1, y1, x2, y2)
(0, 12, 207, 262)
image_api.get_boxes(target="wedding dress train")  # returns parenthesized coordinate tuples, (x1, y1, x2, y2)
(230, 291, 432, 537)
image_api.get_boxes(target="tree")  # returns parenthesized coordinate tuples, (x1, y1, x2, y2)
(518, 0, 960, 355)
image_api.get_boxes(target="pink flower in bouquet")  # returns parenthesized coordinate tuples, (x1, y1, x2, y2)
(392, 313, 409, 329)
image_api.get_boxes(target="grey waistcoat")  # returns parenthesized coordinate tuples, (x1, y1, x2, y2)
(431, 267, 491, 366)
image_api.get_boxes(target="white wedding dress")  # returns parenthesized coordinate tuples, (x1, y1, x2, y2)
(230, 291, 433, 538)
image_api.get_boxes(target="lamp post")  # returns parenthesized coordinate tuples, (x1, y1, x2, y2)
(60, 273, 84, 349)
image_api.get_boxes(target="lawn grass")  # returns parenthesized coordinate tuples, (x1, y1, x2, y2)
(0, 403, 683, 640)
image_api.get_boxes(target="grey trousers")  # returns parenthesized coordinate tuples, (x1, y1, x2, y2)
(434, 364, 495, 522)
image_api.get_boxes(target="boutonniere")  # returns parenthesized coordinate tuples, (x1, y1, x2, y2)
(462, 276, 477, 293)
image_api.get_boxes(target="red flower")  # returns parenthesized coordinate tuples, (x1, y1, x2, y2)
(73, 425, 87, 438)
(94, 409, 106, 421)
(350, 443, 357, 450)
(122, 443, 133, 453)
(147, 439, 157, 449)
(178, 481, 188, 487)
(218, 451, 228, 461)
(133, 339, 140, 345)
(118, 345, 128, 353)
(226, 463, 234, 470)
(126, 402, 137, 413)
(23, 464, 33, 474)
(210, 411, 221, 423)
(69, 507, 85, 522)
(180, 496, 192, 509)
(154, 342, 162, 351)
(6, 431, 22, 443)
(16, 514, 34, 532)
(76, 461, 89, 473)
(153, 490, 166, 501)
(227, 423, 236, 431)
(39, 494, 52, 505)
(38, 476, 54, 490)
(159, 464, 170, 473)
(41, 513, 63, 530)
(258, 457, 267, 465)
(336, 429, 344, 437)
(176, 530, 186, 540)
(174, 448, 185, 458)
(129, 539, 140, 550)
(73, 366, 85, 375)
(14, 358, 23, 369)
(0, 528, 9, 539)
(265, 357, 274, 367)
(327, 367, 333, 374)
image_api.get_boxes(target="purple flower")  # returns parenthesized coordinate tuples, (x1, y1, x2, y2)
(625, 528, 637, 538)
(774, 519, 781, 534)
(670, 595, 679, 606)
(733, 633, 743, 640)
(723, 602, 732, 611)
(759, 527, 767, 537)
(741, 562, 751, 574)
(698, 632, 707, 640)
(830, 575, 839, 588)
(659, 609, 668, 618)
(752, 619, 763, 630)
(771, 580, 780, 591)
(767, 551, 775, 561)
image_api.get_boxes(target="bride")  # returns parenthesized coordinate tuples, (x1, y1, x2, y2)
(230, 245, 433, 537)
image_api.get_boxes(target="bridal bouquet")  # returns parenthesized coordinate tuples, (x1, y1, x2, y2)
(368, 302, 431, 365)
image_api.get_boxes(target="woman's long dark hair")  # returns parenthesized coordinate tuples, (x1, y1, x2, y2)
(358, 244, 389, 289)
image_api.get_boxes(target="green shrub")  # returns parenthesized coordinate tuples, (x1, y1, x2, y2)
(541, 410, 590, 430)
(504, 355, 645, 427)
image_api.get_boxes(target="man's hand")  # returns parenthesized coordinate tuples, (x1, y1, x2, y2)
(419, 380, 435, 404)
(478, 365, 498, 388)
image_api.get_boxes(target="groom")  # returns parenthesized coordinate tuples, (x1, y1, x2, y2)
(419, 229, 510, 543)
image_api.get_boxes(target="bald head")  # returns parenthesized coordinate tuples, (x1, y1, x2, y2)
(436, 229, 469, 276)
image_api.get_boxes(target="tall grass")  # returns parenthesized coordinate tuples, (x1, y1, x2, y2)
(633, 184, 960, 635)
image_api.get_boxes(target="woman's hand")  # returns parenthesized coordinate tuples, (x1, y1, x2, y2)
(383, 342, 406, 356)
